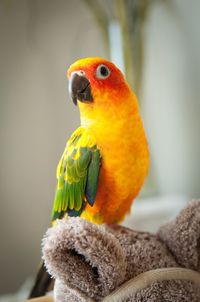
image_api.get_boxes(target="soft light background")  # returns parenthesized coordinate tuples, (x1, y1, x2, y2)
(0, 0, 200, 298)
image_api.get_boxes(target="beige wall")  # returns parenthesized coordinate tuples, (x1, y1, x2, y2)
(142, 0, 200, 196)
(0, 0, 200, 295)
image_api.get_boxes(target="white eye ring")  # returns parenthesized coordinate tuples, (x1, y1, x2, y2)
(96, 64, 110, 79)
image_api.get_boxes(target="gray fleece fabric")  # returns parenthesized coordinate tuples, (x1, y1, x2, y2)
(42, 200, 200, 301)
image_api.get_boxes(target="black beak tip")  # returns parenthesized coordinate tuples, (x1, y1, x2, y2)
(72, 96, 77, 106)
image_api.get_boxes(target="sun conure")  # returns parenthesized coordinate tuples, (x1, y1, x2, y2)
(29, 57, 149, 298)
(52, 57, 149, 223)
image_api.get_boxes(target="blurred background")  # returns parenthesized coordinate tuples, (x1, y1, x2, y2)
(0, 0, 200, 300)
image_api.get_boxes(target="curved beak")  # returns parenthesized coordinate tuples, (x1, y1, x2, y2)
(69, 73, 93, 105)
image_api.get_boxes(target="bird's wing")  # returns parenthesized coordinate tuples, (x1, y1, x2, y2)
(51, 127, 101, 221)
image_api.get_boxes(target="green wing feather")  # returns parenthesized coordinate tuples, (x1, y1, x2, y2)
(51, 127, 101, 221)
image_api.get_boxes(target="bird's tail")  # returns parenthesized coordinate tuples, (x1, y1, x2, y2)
(28, 261, 52, 299)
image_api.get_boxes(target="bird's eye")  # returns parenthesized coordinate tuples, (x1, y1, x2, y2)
(96, 64, 110, 79)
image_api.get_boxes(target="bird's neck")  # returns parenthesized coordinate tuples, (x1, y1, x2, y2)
(79, 98, 140, 140)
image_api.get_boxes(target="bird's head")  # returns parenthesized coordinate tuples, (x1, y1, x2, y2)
(67, 58, 139, 126)
(68, 57, 135, 104)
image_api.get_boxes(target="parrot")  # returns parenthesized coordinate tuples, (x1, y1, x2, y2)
(29, 57, 149, 298)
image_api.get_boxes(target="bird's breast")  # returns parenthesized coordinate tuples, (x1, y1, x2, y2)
(81, 112, 149, 223)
